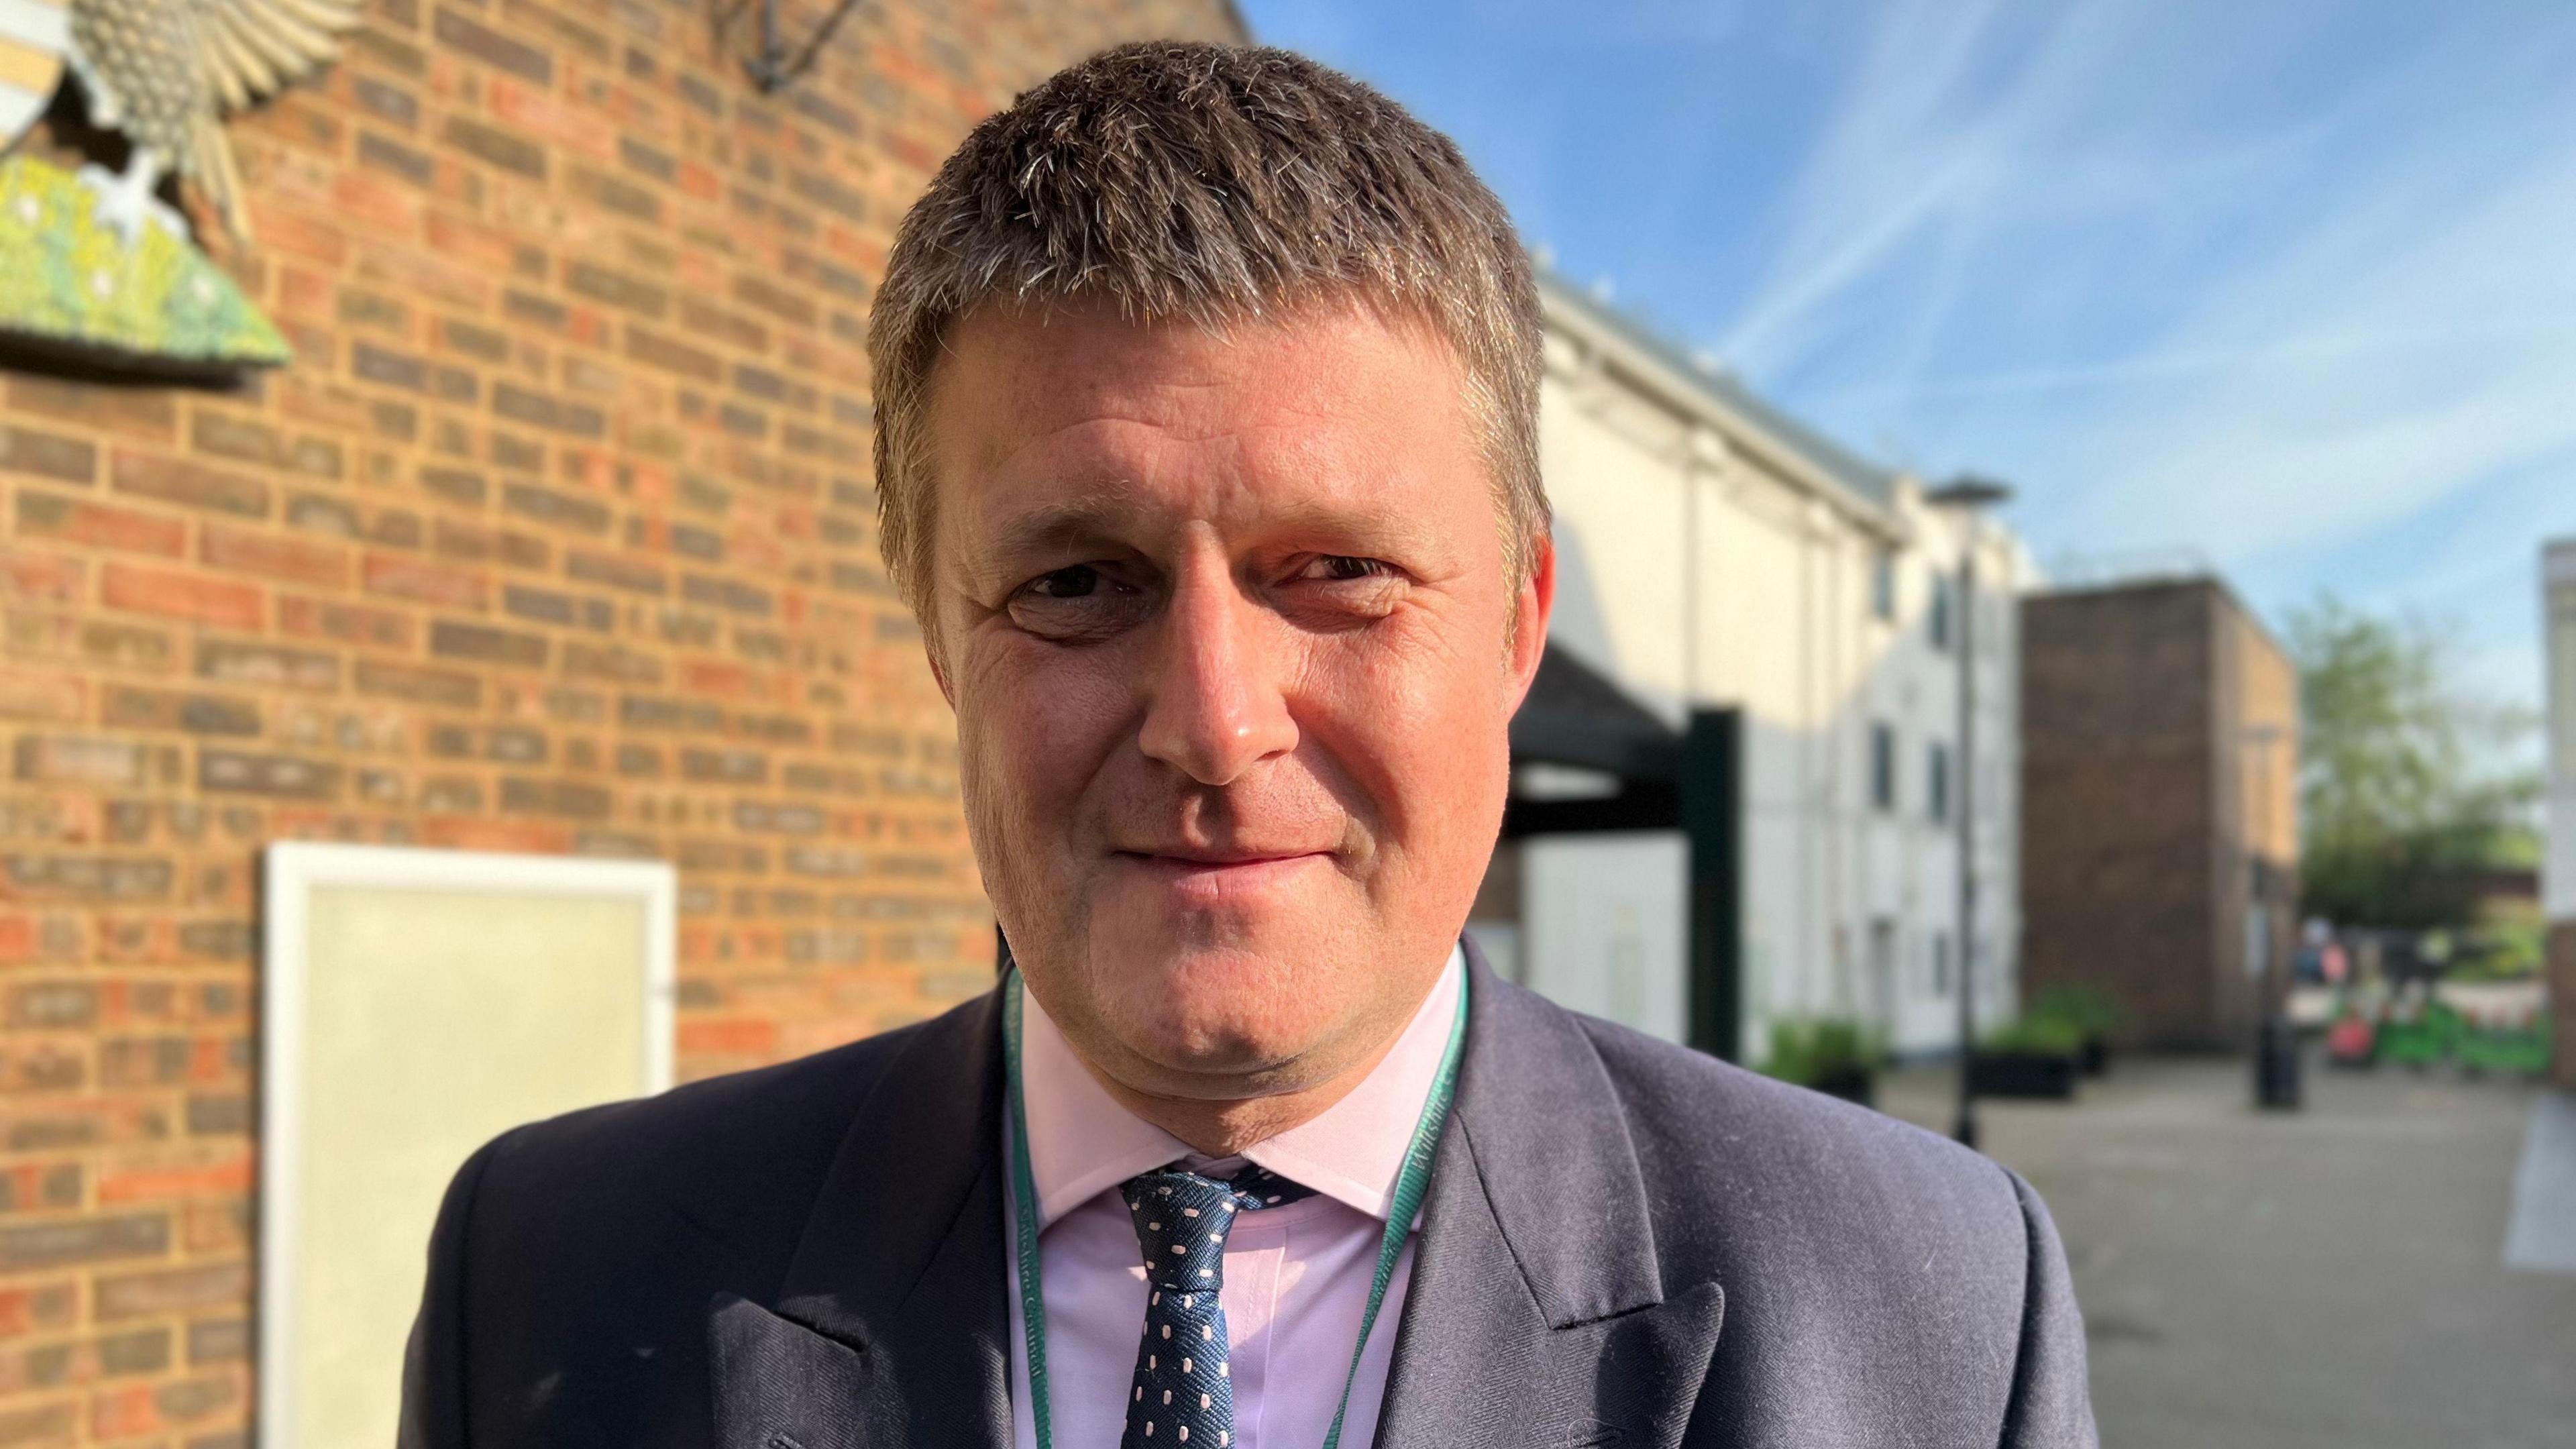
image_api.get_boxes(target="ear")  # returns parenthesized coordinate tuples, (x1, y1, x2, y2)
(1505, 530, 1555, 713)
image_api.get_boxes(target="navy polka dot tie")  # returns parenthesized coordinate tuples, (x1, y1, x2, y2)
(1117, 1163, 1314, 1448)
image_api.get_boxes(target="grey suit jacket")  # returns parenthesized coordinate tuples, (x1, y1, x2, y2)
(400, 940, 2097, 1447)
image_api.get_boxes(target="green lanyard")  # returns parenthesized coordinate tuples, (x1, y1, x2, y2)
(1002, 965, 1468, 1449)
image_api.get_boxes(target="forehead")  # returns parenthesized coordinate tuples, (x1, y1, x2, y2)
(920, 297, 1483, 543)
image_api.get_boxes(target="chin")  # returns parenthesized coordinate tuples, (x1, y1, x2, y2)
(1087, 922, 1348, 1081)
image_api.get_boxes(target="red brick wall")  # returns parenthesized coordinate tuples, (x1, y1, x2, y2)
(2021, 578, 2302, 1052)
(0, 0, 1240, 1439)
(2020, 582, 2222, 1050)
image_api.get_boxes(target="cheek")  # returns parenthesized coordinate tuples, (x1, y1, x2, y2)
(1296, 625, 1513, 846)
(955, 640, 1135, 832)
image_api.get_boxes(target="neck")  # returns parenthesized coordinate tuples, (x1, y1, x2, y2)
(1083, 1022, 1414, 1156)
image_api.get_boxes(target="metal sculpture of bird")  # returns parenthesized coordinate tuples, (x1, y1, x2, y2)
(6, 0, 361, 246)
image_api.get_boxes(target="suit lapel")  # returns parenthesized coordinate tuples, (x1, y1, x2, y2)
(710, 987, 1015, 1449)
(1373, 943, 1726, 1449)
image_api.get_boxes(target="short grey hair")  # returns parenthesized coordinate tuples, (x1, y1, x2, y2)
(867, 40, 1546, 623)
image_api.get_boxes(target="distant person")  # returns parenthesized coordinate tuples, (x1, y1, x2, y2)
(398, 42, 2095, 1448)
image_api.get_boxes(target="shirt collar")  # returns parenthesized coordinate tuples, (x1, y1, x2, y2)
(1015, 943, 1464, 1228)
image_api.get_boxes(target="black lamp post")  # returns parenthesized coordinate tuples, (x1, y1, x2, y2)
(1925, 475, 2014, 1150)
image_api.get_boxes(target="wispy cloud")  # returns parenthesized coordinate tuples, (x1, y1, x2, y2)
(1243, 0, 2576, 709)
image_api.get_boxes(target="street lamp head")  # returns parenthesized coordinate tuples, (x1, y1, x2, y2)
(1926, 474, 2015, 511)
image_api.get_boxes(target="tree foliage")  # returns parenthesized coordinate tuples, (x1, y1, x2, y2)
(2288, 595, 2539, 930)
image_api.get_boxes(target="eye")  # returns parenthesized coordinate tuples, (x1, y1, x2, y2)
(1281, 554, 1406, 625)
(1005, 564, 1151, 641)
(1297, 555, 1393, 582)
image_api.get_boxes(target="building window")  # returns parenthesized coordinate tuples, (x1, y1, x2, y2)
(1871, 548, 1896, 621)
(1870, 723, 1896, 812)
(1927, 741, 1950, 824)
(1932, 930, 1952, 995)
(1929, 573, 1953, 652)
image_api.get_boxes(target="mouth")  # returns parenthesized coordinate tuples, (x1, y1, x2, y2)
(1112, 849, 1336, 886)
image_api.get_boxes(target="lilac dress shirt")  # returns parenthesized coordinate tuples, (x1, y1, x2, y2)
(1004, 947, 1464, 1449)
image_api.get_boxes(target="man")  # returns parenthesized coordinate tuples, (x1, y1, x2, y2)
(401, 42, 2095, 1449)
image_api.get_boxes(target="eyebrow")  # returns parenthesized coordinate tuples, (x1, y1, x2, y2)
(959, 480, 1460, 597)
(978, 500, 1138, 567)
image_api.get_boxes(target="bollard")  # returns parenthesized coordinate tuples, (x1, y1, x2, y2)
(2255, 1014, 2302, 1110)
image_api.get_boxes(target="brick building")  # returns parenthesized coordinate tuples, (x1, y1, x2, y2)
(0, 0, 1239, 1440)
(2019, 577, 2299, 1052)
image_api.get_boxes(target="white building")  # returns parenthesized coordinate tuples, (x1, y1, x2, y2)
(1475, 277, 2034, 1061)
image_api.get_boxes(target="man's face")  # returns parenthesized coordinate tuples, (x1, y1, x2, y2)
(923, 297, 1550, 1104)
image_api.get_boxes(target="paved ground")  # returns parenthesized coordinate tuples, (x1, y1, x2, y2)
(1878, 1054, 2576, 1449)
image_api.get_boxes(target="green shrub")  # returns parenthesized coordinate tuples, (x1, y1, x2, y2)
(2026, 985, 2123, 1037)
(1762, 1016, 1886, 1086)
(1982, 1014, 2086, 1057)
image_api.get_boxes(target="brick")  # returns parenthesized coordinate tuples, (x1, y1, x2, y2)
(623, 325, 722, 382)
(195, 639, 337, 691)
(13, 737, 146, 788)
(354, 659, 481, 708)
(109, 452, 268, 518)
(0, 1283, 75, 1338)
(499, 777, 611, 820)
(567, 164, 659, 223)
(7, 375, 174, 439)
(563, 262, 666, 319)
(437, 317, 509, 364)
(0, 674, 85, 724)
(284, 492, 362, 538)
(95, 1156, 251, 1205)
(363, 552, 488, 609)
(433, 6, 551, 80)
(188, 412, 282, 467)
(100, 563, 263, 629)
(101, 1328, 172, 1375)
(14, 492, 187, 557)
(618, 136, 676, 184)
(279, 595, 415, 650)
(564, 642, 661, 684)
(0, 427, 97, 486)
(566, 549, 664, 595)
(734, 274, 817, 329)
(0, 547, 87, 603)
(429, 619, 547, 667)
(184, 1320, 246, 1366)
(492, 383, 605, 439)
(419, 466, 488, 506)
(0, 857, 171, 902)
(352, 74, 419, 129)
(0, 1400, 74, 1446)
(441, 115, 547, 180)
(502, 483, 610, 535)
(198, 750, 341, 800)
(358, 129, 435, 186)
(0, 1214, 166, 1271)
(101, 688, 260, 737)
(93, 1262, 247, 1322)
(199, 523, 349, 587)
(182, 1096, 248, 1137)
(352, 341, 430, 392)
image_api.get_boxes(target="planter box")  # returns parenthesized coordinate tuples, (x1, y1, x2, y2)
(1970, 1051, 2079, 1100)
(1809, 1067, 1876, 1108)
(2078, 1035, 2110, 1077)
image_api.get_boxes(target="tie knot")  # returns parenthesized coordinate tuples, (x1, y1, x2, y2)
(1120, 1165, 1311, 1289)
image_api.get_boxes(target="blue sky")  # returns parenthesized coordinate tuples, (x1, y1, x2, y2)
(1237, 0, 2576, 719)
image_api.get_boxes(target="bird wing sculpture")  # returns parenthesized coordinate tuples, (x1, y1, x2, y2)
(60, 0, 355, 244)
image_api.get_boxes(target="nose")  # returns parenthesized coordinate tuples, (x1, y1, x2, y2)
(1136, 559, 1298, 786)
